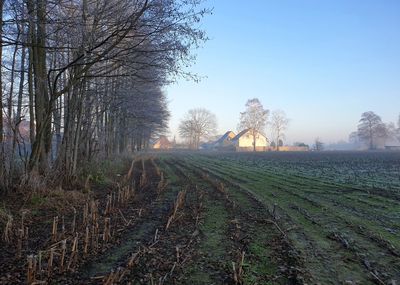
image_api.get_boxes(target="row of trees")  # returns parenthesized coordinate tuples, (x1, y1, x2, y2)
(0, 0, 208, 188)
(178, 106, 400, 152)
(351, 111, 400, 150)
(179, 98, 291, 151)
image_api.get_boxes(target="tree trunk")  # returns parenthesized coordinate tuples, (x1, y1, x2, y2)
(27, 12, 35, 144)
(369, 122, 373, 150)
(0, 0, 5, 186)
(7, 47, 17, 126)
(16, 46, 26, 122)
(28, 0, 51, 174)
(51, 53, 62, 160)
(8, 30, 21, 126)
(71, 81, 85, 176)
(253, 130, 256, 152)
(10, 44, 27, 185)
(276, 130, 280, 151)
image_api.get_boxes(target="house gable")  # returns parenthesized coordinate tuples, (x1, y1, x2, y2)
(214, 131, 236, 147)
(231, 129, 268, 148)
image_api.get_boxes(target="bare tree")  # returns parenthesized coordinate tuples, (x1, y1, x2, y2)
(357, 111, 387, 150)
(179, 108, 217, 149)
(313, 137, 324, 151)
(238, 98, 269, 152)
(270, 110, 289, 151)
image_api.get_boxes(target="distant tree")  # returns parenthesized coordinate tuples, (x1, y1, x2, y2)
(313, 137, 324, 151)
(270, 141, 276, 148)
(386, 122, 397, 141)
(349, 131, 359, 144)
(396, 113, 400, 142)
(384, 116, 400, 144)
(349, 131, 363, 149)
(294, 142, 308, 148)
(270, 110, 289, 151)
(238, 98, 269, 151)
(398, 113, 400, 128)
(179, 108, 217, 149)
(357, 111, 388, 150)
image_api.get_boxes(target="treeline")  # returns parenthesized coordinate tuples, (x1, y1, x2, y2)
(0, 0, 207, 188)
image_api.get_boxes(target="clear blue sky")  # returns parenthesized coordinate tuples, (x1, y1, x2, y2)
(165, 0, 400, 144)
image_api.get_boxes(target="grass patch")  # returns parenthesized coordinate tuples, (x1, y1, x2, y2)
(80, 155, 132, 187)
(29, 194, 48, 208)
(184, 191, 230, 284)
(199, 199, 228, 256)
(244, 236, 276, 284)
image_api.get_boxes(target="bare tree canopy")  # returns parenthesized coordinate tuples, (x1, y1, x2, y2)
(0, 0, 209, 187)
(179, 108, 217, 149)
(270, 110, 289, 151)
(357, 111, 388, 150)
(238, 98, 269, 151)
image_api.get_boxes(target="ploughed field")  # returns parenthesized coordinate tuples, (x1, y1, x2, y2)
(155, 151, 400, 285)
(1, 151, 399, 284)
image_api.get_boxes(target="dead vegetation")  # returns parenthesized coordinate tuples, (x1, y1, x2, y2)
(0, 156, 143, 284)
(166, 190, 186, 230)
(20, 180, 136, 284)
(232, 251, 245, 285)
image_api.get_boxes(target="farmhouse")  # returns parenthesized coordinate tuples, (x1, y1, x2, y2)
(200, 131, 236, 150)
(151, 135, 172, 150)
(202, 129, 309, 152)
(231, 129, 269, 151)
(214, 131, 236, 148)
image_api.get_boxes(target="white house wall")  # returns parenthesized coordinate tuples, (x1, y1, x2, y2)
(234, 133, 267, 147)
